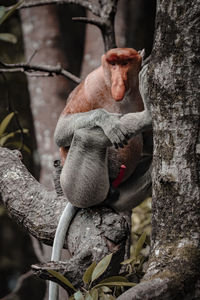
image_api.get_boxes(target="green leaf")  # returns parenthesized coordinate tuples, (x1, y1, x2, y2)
(91, 253, 113, 283)
(74, 291, 84, 300)
(0, 129, 28, 146)
(83, 261, 97, 285)
(134, 232, 147, 258)
(0, 112, 15, 136)
(85, 292, 93, 300)
(0, 0, 24, 26)
(89, 289, 98, 300)
(100, 286, 112, 293)
(100, 295, 116, 300)
(120, 257, 135, 265)
(99, 276, 129, 284)
(20, 144, 31, 154)
(0, 33, 17, 43)
(0, 6, 6, 21)
(47, 270, 77, 292)
(5, 141, 31, 154)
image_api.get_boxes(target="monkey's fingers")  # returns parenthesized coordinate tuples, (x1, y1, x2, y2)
(139, 64, 148, 97)
(109, 128, 128, 148)
(115, 126, 130, 148)
(118, 124, 130, 142)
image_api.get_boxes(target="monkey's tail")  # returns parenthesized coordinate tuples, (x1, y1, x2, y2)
(49, 202, 78, 300)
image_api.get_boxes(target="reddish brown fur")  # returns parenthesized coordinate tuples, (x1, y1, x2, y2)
(60, 48, 144, 182)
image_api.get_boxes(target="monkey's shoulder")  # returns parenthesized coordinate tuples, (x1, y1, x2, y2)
(63, 81, 93, 113)
(84, 67, 110, 105)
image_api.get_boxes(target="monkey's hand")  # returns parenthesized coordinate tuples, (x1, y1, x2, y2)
(55, 109, 129, 149)
(93, 109, 129, 149)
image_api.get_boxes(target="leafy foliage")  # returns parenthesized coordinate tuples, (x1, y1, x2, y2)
(0, 112, 30, 153)
(0, 0, 23, 44)
(122, 198, 152, 280)
(121, 231, 147, 278)
(47, 253, 136, 300)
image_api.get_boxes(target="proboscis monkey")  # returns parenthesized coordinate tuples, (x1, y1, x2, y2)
(54, 48, 145, 206)
(50, 50, 152, 300)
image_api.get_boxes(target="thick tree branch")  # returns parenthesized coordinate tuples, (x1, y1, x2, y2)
(0, 147, 130, 287)
(0, 61, 81, 84)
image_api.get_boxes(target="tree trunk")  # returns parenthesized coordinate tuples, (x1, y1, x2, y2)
(118, 0, 200, 299)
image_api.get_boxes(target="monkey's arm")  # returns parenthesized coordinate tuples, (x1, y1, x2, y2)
(110, 64, 152, 210)
(54, 109, 129, 149)
(120, 64, 152, 137)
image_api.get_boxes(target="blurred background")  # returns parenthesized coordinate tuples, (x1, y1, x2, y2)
(0, 0, 156, 299)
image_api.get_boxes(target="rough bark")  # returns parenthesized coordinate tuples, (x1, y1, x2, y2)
(0, 147, 130, 289)
(118, 0, 200, 299)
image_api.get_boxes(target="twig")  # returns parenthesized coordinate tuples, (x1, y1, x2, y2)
(27, 48, 39, 64)
(24, 71, 51, 77)
(72, 16, 105, 30)
(0, 61, 81, 84)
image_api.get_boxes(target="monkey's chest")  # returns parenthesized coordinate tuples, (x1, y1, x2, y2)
(108, 134, 143, 182)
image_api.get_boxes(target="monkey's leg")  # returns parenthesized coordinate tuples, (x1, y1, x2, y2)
(49, 128, 115, 300)
(109, 159, 152, 211)
(60, 127, 111, 208)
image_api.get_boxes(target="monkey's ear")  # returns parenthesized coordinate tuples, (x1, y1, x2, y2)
(138, 49, 145, 59)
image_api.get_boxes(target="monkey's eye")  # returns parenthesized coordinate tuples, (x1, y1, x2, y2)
(121, 61, 128, 66)
(109, 61, 116, 66)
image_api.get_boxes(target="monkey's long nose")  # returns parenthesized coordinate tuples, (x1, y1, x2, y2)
(111, 70, 127, 101)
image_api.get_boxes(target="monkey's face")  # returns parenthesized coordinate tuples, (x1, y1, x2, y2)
(102, 48, 142, 101)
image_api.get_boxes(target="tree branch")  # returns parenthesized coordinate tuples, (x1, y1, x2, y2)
(0, 147, 130, 287)
(72, 17, 105, 30)
(0, 61, 81, 84)
(15, 0, 100, 16)
(12, 0, 118, 51)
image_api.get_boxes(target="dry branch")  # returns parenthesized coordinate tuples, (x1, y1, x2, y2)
(0, 61, 81, 84)
(11, 0, 119, 51)
(17, 0, 100, 16)
(72, 16, 105, 29)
